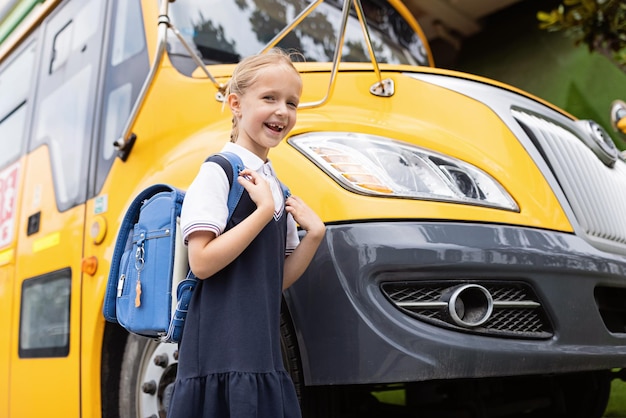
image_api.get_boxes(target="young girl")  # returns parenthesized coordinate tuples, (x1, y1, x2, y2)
(167, 49, 326, 417)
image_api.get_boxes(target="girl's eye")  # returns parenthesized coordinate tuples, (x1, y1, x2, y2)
(264, 95, 275, 101)
(288, 102, 298, 109)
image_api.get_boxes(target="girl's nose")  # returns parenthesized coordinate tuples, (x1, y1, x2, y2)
(275, 101, 288, 115)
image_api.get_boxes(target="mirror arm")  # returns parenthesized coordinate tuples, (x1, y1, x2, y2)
(299, 0, 351, 109)
(115, 0, 225, 161)
(114, 0, 172, 161)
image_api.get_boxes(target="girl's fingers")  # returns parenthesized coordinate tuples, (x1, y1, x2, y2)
(238, 168, 258, 183)
(237, 169, 274, 211)
(285, 196, 315, 226)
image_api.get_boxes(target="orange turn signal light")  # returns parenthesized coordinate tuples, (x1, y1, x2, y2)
(82, 256, 98, 276)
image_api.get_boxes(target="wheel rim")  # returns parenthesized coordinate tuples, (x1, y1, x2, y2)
(136, 341, 179, 418)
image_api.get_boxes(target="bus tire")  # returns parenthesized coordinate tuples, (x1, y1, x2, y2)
(118, 334, 178, 418)
(280, 300, 304, 401)
(280, 300, 343, 418)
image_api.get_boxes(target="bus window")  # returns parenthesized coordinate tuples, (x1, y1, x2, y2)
(95, 0, 148, 193)
(167, 0, 429, 74)
(18, 269, 71, 358)
(0, 105, 26, 168)
(0, 43, 35, 169)
(30, 0, 105, 211)
(110, 0, 145, 66)
(49, 1, 99, 74)
(34, 67, 92, 207)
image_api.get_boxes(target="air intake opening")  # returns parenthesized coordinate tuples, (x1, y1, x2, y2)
(381, 280, 553, 339)
(442, 284, 493, 328)
(595, 286, 626, 334)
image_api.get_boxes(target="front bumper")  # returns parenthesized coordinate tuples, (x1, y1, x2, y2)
(285, 221, 626, 386)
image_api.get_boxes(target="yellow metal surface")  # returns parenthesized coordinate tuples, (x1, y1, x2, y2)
(32, 231, 60, 252)
(0, 266, 12, 418)
(0, 249, 14, 266)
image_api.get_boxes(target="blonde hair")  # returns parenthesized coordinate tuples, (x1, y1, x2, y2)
(225, 48, 302, 142)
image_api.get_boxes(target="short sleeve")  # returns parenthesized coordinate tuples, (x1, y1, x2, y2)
(180, 161, 230, 245)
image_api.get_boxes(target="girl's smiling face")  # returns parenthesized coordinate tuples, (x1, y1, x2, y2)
(228, 63, 302, 160)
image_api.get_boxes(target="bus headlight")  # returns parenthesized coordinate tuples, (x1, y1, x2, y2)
(289, 132, 519, 211)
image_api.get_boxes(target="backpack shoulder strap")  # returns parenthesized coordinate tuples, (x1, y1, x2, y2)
(205, 151, 245, 221)
(280, 181, 291, 200)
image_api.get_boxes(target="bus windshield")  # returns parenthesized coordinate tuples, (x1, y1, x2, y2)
(167, 0, 429, 70)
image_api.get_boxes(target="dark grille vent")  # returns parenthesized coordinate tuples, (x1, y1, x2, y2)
(381, 281, 553, 339)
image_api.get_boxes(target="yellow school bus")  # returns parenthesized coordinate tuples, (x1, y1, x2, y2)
(1, 0, 626, 417)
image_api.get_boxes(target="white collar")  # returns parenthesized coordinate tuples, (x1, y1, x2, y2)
(223, 142, 274, 174)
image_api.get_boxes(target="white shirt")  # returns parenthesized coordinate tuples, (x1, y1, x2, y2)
(180, 142, 299, 255)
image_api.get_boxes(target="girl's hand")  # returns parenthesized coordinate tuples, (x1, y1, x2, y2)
(285, 195, 326, 238)
(238, 169, 273, 218)
(282, 195, 325, 289)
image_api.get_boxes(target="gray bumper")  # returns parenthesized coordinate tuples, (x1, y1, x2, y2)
(285, 222, 626, 386)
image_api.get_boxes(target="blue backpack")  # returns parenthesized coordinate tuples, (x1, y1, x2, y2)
(103, 152, 249, 343)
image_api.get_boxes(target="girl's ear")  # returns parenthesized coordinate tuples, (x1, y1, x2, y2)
(228, 93, 241, 118)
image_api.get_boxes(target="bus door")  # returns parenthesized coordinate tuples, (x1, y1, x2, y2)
(0, 39, 35, 417)
(9, 0, 106, 416)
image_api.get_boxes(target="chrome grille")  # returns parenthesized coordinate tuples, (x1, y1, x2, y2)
(512, 109, 626, 250)
(381, 281, 553, 339)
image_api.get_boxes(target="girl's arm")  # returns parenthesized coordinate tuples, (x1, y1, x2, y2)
(283, 195, 326, 290)
(187, 169, 274, 279)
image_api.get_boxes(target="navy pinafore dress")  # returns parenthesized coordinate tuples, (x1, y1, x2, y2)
(167, 184, 301, 417)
